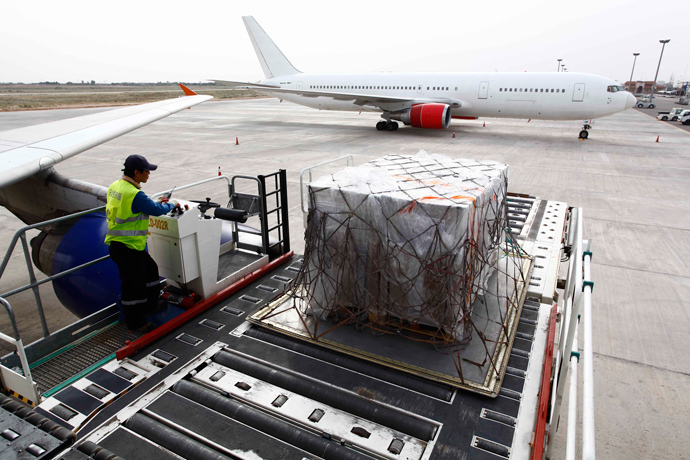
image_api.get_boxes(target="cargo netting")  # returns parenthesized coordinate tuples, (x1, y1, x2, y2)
(261, 152, 531, 378)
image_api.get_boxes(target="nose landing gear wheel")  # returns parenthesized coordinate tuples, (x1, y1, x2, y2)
(579, 130, 589, 139)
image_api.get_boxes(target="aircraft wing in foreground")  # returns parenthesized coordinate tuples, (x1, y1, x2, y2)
(0, 85, 212, 189)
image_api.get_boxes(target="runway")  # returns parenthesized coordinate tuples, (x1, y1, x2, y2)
(0, 98, 689, 458)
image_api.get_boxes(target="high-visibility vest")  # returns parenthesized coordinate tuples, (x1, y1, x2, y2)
(104, 180, 149, 251)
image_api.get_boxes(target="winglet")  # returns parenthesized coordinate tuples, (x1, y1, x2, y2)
(179, 84, 198, 96)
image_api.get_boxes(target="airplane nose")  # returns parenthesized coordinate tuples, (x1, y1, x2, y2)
(626, 92, 636, 109)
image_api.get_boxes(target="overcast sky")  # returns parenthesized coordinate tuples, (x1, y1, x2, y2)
(2, 0, 688, 85)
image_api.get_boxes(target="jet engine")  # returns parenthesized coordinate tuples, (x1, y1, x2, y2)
(31, 213, 120, 318)
(392, 103, 452, 129)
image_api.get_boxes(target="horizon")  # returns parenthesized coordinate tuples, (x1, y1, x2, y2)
(2, 1, 688, 85)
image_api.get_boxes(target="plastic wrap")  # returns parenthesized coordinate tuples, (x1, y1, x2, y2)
(299, 152, 509, 342)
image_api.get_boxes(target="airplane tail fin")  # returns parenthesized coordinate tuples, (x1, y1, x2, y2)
(243, 16, 301, 79)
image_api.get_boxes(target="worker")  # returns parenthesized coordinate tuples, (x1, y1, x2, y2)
(105, 154, 175, 333)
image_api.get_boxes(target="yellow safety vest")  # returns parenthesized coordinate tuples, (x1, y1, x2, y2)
(104, 180, 149, 251)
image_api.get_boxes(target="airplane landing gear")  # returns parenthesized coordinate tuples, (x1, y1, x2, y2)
(579, 123, 591, 139)
(376, 120, 398, 131)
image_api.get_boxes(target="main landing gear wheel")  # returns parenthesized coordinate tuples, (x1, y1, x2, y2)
(376, 121, 398, 131)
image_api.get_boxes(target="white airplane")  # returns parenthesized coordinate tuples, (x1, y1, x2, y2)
(0, 85, 212, 317)
(216, 16, 637, 139)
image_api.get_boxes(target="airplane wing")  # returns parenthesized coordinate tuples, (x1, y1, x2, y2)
(212, 79, 464, 112)
(0, 88, 213, 189)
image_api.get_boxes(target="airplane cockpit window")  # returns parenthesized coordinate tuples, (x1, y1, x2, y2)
(607, 85, 626, 93)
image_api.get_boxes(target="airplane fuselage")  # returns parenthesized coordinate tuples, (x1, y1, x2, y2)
(258, 72, 634, 121)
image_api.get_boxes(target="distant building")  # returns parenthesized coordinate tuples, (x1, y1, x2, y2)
(623, 81, 668, 94)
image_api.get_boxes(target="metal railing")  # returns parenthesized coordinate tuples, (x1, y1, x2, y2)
(0, 297, 40, 404)
(0, 175, 235, 344)
(299, 155, 354, 220)
(0, 174, 252, 404)
(0, 206, 108, 339)
(546, 208, 595, 459)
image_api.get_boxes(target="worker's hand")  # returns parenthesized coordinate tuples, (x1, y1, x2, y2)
(158, 196, 169, 203)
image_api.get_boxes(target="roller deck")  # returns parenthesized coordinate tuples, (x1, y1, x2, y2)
(0, 174, 582, 459)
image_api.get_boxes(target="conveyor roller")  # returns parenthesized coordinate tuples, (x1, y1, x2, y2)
(173, 380, 370, 460)
(213, 349, 437, 441)
(244, 327, 454, 401)
(125, 413, 233, 460)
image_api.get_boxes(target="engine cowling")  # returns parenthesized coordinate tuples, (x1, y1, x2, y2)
(394, 103, 452, 129)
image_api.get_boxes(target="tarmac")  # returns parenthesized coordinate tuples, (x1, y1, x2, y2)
(0, 98, 689, 459)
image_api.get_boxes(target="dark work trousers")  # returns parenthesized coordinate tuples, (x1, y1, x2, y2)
(108, 241, 160, 330)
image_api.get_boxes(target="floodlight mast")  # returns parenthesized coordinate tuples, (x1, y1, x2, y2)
(650, 40, 670, 102)
(629, 53, 640, 92)
(557, 59, 562, 72)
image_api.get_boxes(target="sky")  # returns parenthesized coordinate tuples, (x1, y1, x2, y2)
(1, 0, 689, 85)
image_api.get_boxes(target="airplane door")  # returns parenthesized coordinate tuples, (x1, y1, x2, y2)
(573, 83, 585, 102)
(478, 81, 489, 99)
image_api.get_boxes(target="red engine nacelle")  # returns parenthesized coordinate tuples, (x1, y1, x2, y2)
(394, 103, 452, 129)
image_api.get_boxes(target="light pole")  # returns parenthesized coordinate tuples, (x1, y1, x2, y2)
(561, 64, 565, 72)
(650, 40, 670, 102)
(557, 59, 562, 72)
(629, 53, 640, 92)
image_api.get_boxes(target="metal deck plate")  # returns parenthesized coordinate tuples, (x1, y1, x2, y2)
(248, 253, 532, 397)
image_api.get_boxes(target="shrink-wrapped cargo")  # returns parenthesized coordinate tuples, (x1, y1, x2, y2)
(301, 152, 508, 341)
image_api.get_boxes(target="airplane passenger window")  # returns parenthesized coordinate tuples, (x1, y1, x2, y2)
(551, 89, 554, 92)
(499, 88, 503, 92)
(519, 89, 522, 92)
(509, 88, 512, 92)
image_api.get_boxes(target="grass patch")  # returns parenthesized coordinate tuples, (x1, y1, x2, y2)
(0, 84, 262, 111)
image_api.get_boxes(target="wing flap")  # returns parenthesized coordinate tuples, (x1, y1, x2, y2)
(0, 94, 212, 189)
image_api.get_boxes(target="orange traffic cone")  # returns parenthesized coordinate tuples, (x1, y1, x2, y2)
(218, 166, 221, 176)
(236, 137, 239, 145)
(656, 135, 659, 143)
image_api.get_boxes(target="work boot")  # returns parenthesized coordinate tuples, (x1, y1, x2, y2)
(134, 322, 157, 334)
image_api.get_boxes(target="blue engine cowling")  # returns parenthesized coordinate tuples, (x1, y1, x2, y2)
(40, 213, 236, 318)
(50, 213, 120, 318)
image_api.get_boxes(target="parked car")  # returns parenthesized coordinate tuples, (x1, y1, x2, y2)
(679, 110, 690, 125)
(657, 108, 685, 121)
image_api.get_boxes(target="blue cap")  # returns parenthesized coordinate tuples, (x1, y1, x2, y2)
(124, 154, 158, 171)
